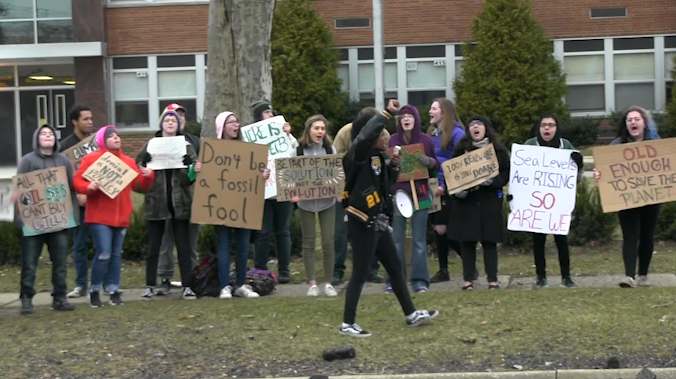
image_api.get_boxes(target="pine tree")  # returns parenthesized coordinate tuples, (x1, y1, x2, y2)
(271, 0, 346, 135)
(453, 0, 568, 146)
(666, 55, 676, 137)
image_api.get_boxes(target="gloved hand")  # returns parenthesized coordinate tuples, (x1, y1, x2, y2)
(481, 178, 493, 186)
(139, 152, 152, 167)
(182, 154, 194, 166)
(570, 151, 583, 171)
(374, 214, 392, 233)
(455, 190, 468, 199)
(417, 155, 434, 168)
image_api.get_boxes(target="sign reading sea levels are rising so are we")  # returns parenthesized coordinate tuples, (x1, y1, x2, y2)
(593, 138, 676, 213)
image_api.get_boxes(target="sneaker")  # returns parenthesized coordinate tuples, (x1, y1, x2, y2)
(331, 272, 343, 286)
(339, 323, 371, 338)
(141, 287, 155, 299)
(234, 284, 260, 298)
(430, 270, 450, 283)
(324, 284, 338, 297)
(156, 279, 171, 296)
(637, 275, 650, 287)
(20, 296, 33, 315)
(368, 271, 384, 283)
(384, 286, 393, 294)
(278, 273, 291, 284)
(220, 285, 233, 299)
(90, 292, 104, 308)
(67, 286, 86, 298)
(307, 285, 319, 297)
(535, 277, 548, 288)
(109, 292, 124, 306)
(619, 276, 636, 288)
(414, 286, 429, 293)
(183, 287, 197, 300)
(562, 277, 578, 288)
(406, 310, 440, 327)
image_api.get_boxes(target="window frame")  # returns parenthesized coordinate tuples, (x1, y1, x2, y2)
(0, 0, 72, 45)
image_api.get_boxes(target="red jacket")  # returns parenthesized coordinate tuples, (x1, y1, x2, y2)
(73, 150, 155, 228)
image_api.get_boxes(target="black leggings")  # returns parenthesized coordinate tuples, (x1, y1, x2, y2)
(146, 219, 193, 288)
(532, 233, 570, 279)
(617, 204, 660, 278)
(461, 241, 498, 283)
(430, 195, 461, 270)
(343, 219, 416, 324)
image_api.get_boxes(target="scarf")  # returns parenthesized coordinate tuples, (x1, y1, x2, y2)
(472, 138, 490, 148)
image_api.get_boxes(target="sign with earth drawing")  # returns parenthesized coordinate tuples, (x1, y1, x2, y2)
(387, 143, 429, 182)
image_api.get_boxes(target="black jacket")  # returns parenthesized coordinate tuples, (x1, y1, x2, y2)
(342, 110, 397, 223)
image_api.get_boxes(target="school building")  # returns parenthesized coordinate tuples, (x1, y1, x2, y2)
(0, 0, 675, 179)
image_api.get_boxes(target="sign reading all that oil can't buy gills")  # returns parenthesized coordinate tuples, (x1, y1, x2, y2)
(593, 138, 676, 213)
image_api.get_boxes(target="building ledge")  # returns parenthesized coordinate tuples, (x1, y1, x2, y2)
(0, 42, 107, 61)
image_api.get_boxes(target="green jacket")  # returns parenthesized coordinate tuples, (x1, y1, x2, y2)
(136, 133, 199, 221)
(523, 137, 575, 150)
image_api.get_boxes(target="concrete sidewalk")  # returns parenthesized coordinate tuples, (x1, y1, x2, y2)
(2, 273, 676, 309)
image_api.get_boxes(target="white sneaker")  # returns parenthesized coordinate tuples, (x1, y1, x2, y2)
(619, 276, 636, 288)
(220, 286, 233, 299)
(67, 286, 86, 298)
(637, 275, 650, 287)
(307, 285, 319, 297)
(324, 284, 337, 297)
(182, 287, 197, 300)
(141, 287, 155, 299)
(234, 284, 260, 298)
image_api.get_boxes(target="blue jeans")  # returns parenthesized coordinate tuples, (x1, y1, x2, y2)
(387, 209, 430, 290)
(216, 225, 251, 288)
(253, 199, 292, 275)
(89, 224, 126, 293)
(72, 207, 90, 288)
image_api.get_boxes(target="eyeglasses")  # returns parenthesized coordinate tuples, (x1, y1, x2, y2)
(396, 114, 414, 120)
(626, 118, 642, 123)
(540, 123, 557, 128)
(469, 121, 484, 128)
(225, 120, 240, 126)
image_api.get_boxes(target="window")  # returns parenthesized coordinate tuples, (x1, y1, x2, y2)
(614, 54, 654, 81)
(408, 90, 446, 107)
(0, 65, 15, 87)
(406, 45, 445, 59)
(335, 18, 370, 29)
(112, 56, 149, 128)
(337, 64, 349, 92)
(589, 8, 626, 19)
(158, 71, 196, 97)
(0, 0, 72, 45)
(18, 64, 74, 86)
(563, 39, 604, 53)
(407, 61, 446, 88)
(614, 37, 653, 51)
(613, 53, 655, 110)
(358, 91, 397, 107)
(455, 60, 464, 77)
(0, 91, 17, 166)
(357, 63, 397, 92)
(567, 85, 605, 113)
(564, 55, 604, 82)
(665, 52, 675, 79)
(616, 83, 655, 110)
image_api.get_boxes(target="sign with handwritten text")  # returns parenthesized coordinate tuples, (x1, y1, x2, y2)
(146, 136, 188, 170)
(387, 143, 429, 182)
(275, 154, 345, 202)
(63, 134, 99, 171)
(593, 138, 676, 213)
(83, 152, 139, 199)
(442, 144, 499, 195)
(242, 116, 292, 199)
(507, 144, 578, 235)
(0, 181, 13, 221)
(12, 167, 77, 236)
(191, 139, 268, 230)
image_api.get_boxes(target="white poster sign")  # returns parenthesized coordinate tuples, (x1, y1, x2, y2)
(147, 136, 188, 170)
(0, 180, 13, 221)
(241, 116, 293, 199)
(507, 144, 579, 235)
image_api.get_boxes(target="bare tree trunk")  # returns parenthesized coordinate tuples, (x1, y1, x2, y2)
(202, 0, 276, 138)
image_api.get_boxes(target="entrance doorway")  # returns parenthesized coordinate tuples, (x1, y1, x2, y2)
(20, 88, 74, 157)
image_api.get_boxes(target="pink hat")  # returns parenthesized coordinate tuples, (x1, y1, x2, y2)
(96, 125, 119, 151)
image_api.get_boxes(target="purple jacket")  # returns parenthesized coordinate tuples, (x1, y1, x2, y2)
(389, 104, 438, 197)
(432, 122, 466, 190)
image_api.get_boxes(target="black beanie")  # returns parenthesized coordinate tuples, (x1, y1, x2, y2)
(104, 126, 117, 142)
(467, 115, 492, 129)
(252, 100, 274, 122)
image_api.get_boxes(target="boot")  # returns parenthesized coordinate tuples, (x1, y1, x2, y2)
(20, 296, 33, 315)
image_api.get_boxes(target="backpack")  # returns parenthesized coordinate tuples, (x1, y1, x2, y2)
(296, 145, 332, 156)
(191, 256, 221, 298)
(232, 269, 277, 296)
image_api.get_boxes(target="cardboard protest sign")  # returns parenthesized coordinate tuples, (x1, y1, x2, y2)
(428, 177, 442, 214)
(83, 152, 139, 199)
(191, 139, 268, 230)
(387, 143, 429, 182)
(63, 134, 99, 170)
(0, 181, 13, 221)
(593, 138, 676, 213)
(507, 144, 578, 235)
(242, 116, 293, 199)
(146, 136, 188, 170)
(275, 154, 345, 202)
(12, 167, 77, 236)
(441, 144, 499, 195)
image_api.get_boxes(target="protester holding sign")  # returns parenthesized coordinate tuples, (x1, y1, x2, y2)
(521, 114, 583, 289)
(290, 115, 338, 297)
(250, 101, 297, 285)
(340, 99, 438, 338)
(426, 98, 466, 284)
(593, 106, 662, 288)
(74, 125, 155, 307)
(13, 124, 80, 314)
(211, 111, 270, 299)
(447, 116, 510, 290)
(387, 105, 438, 294)
(136, 111, 201, 300)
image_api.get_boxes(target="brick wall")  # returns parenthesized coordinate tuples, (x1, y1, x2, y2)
(105, 0, 676, 55)
(120, 130, 156, 157)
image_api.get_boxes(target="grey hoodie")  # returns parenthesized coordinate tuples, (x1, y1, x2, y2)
(291, 142, 337, 213)
(15, 124, 79, 227)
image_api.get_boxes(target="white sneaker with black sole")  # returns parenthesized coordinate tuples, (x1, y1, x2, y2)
(141, 287, 155, 299)
(183, 287, 197, 300)
(67, 286, 87, 298)
(234, 284, 260, 298)
(406, 310, 439, 327)
(339, 323, 371, 338)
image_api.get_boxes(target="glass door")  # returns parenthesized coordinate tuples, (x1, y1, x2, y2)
(20, 89, 74, 157)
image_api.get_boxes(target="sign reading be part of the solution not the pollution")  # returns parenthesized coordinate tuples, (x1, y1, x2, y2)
(83, 152, 139, 199)
(191, 139, 268, 230)
(593, 138, 676, 213)
(441, 144, 499, 195)
(13, 167, 77, 236)
(274, 154, 345, 202)
(507, 144, 579, 235)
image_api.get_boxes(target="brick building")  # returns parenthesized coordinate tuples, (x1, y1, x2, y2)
(0, 0, 675, 180)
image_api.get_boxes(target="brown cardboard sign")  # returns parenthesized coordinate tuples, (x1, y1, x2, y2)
(442, 144, 499, 195)
(387, 143, 429, 182)
(191, 138, 268, 230)
(63, 135, 99, 171)
(83, 152, 139, 199)
(593, 138, 676, 213)
(13, 167, 77, 236)
(274, 154, 345, 202)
